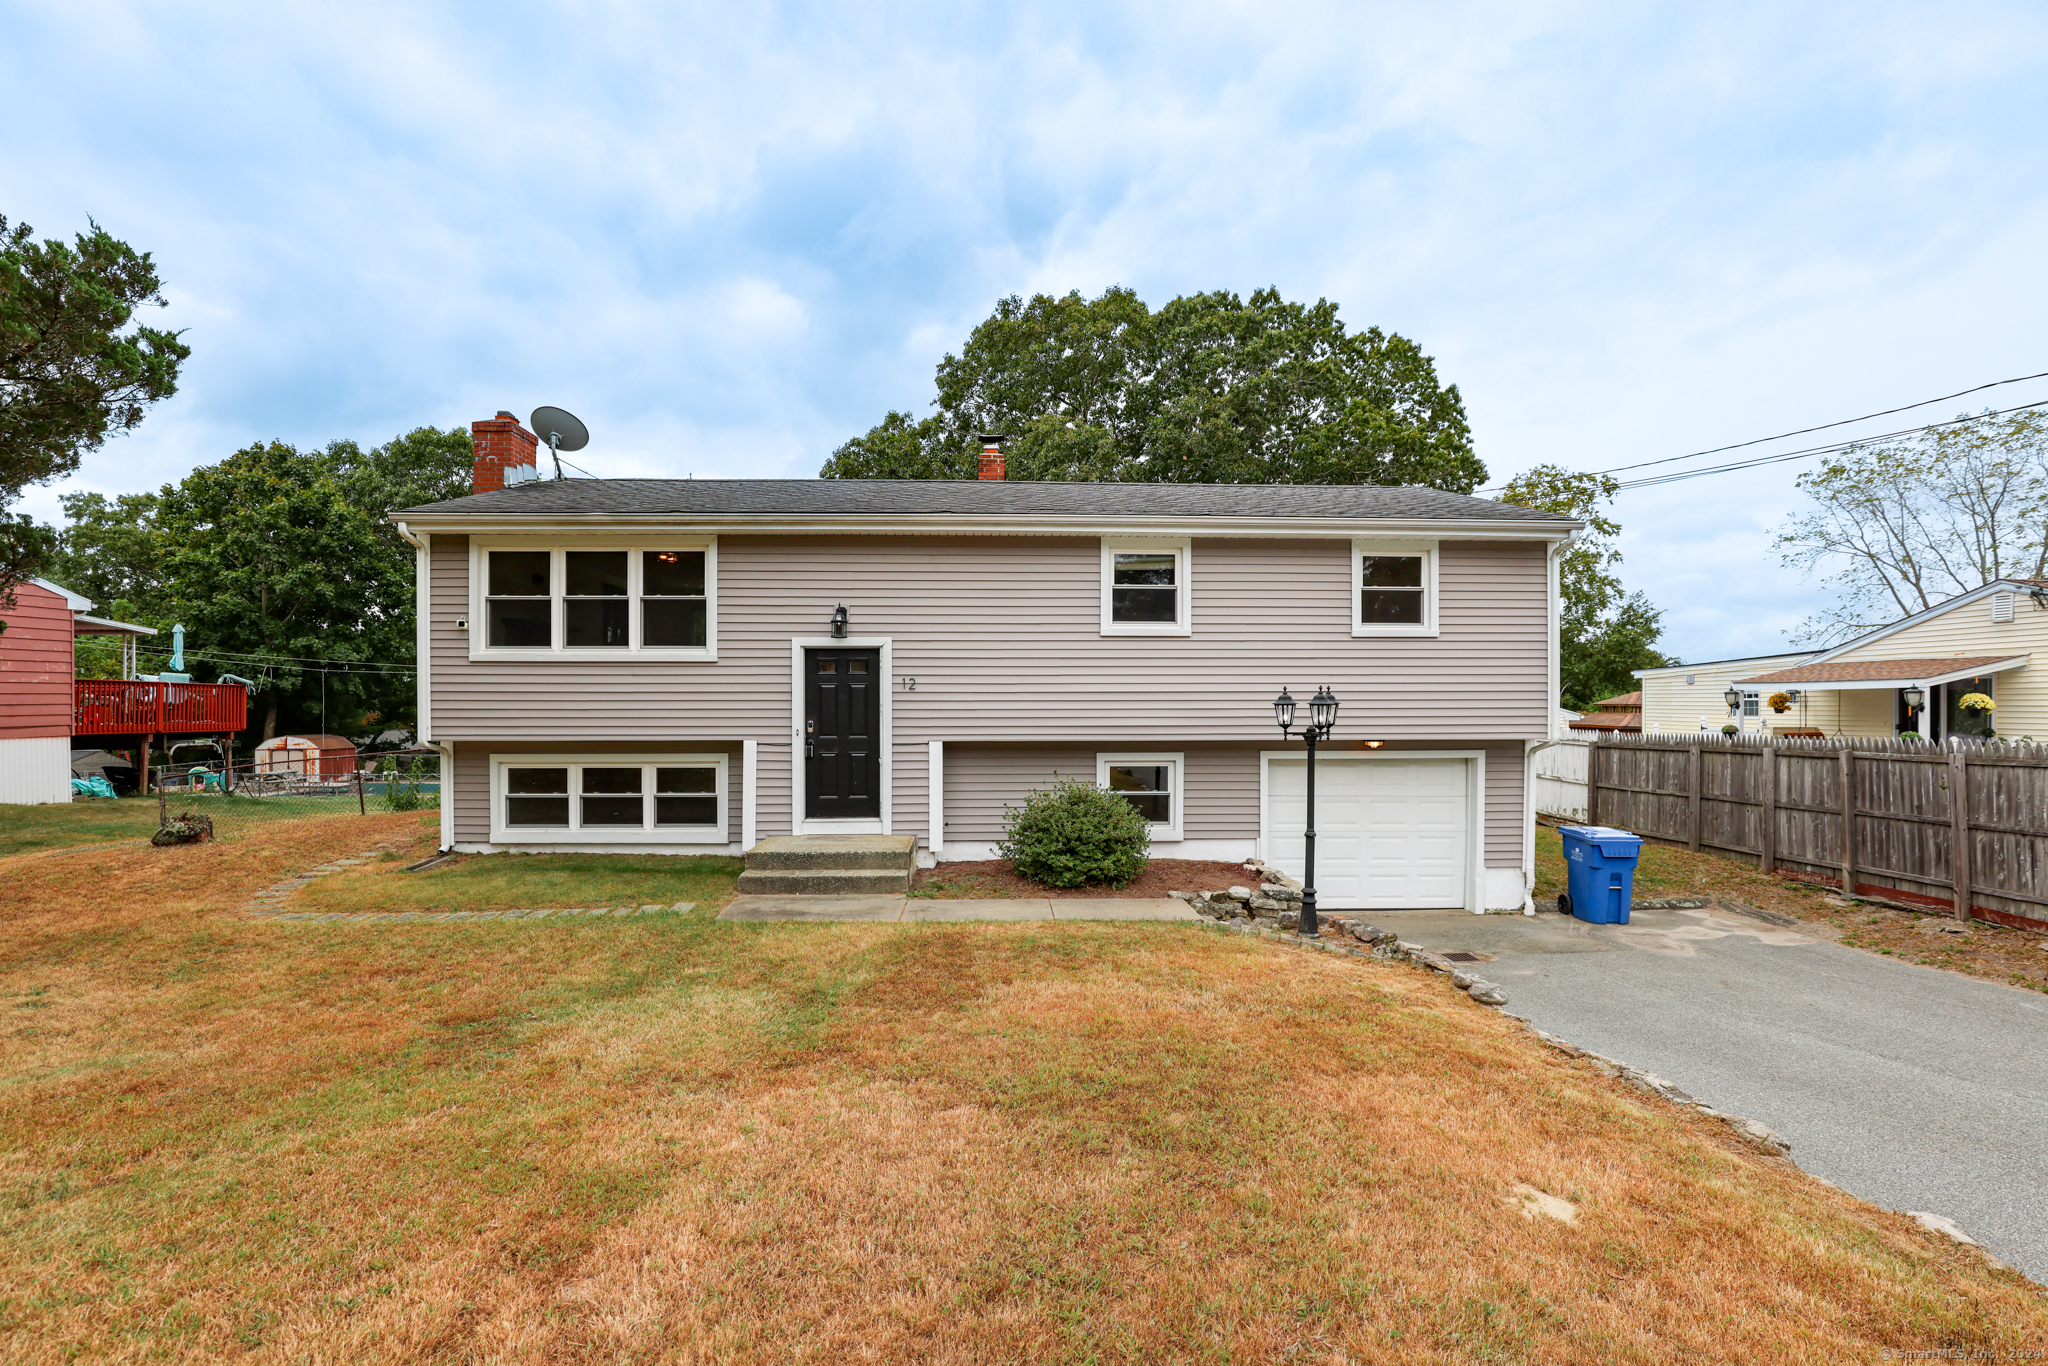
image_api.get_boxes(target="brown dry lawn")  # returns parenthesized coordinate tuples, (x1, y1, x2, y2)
(2, 816, 2043, 1363)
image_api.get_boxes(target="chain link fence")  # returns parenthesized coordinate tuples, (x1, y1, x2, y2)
(152, 749, 440, 844)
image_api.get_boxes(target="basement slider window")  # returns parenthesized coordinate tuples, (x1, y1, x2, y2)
(477, 544, 715, 659)
(495, 756, 727, 843)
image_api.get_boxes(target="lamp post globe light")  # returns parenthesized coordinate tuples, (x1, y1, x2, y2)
(1273, 685, 1339, 938)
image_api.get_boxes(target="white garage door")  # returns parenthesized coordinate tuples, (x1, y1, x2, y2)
(1264, 757, 1470, 909)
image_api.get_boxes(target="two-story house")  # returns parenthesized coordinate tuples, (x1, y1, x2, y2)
(392, 422, 1577, 912)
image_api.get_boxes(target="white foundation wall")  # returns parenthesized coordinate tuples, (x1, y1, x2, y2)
(0, 736, 72, 804)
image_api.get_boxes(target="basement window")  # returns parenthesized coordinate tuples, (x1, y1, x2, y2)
(1096, 752, 1184, 842)
(494, 755, 728, 844)
(474, 543, 716, 659)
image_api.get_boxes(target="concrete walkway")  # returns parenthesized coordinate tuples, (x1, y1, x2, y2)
(1383, 904, 2048, 1281)
(717, 895, 1199, 923)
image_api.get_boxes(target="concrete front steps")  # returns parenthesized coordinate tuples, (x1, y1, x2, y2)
(735, 834, 916, 896)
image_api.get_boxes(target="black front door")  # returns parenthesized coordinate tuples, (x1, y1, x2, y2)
(805, 648, 880, 820)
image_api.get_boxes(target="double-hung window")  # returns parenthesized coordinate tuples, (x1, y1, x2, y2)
(1100, 539, 1191, 636)
(475, 543, 715, 659)
(1096, 752, 1183, 842)
(1351, 539, 1438, 637)
(494, 755, 728, 844)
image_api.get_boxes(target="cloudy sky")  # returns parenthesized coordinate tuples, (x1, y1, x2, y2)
(6, 1, 2046, 663)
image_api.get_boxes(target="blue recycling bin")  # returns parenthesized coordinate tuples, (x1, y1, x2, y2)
(1557, 825, 1644, 924)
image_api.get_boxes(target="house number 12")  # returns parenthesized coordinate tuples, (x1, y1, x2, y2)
(898, 677, 918, 690)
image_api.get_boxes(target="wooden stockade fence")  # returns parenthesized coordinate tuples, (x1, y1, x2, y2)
(1587, 734, 2048, 933)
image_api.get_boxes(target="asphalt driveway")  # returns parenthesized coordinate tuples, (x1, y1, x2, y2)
(1386, 903, 2048, 1282)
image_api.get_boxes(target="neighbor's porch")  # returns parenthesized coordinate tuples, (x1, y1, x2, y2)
(1735, 654, 2028, 741)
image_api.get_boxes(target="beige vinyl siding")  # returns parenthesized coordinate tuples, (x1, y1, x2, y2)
(939, 740, 1526, 865)
(429, 533, 1549, 850)
(1840, 688, 1894, 736)
(429, 535, 1551, 745)
(452, 740, 745, 847)
(1825, 593, 2048, 738)
(1636, 655, 1814, 735)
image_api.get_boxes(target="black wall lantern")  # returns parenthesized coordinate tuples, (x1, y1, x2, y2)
(1273, 685, 1339, 939)
(830, 604, 848, 639)
(1902, 684, 1925, 711)
(1722, 686, 1743, 713)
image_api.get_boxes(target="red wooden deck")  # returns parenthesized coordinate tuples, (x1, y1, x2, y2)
(74, 680, 249, 736)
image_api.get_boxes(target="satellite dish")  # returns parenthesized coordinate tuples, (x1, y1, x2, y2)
(529, 406, 589, 480)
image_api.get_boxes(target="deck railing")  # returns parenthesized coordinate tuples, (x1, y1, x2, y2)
(75, 679, 249, 736)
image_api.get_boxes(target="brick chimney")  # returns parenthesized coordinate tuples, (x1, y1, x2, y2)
(472, 411, 539, 493)
(977, 433, 1005, 481)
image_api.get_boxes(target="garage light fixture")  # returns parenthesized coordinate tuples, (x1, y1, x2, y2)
(1272, 686, 1340, 942)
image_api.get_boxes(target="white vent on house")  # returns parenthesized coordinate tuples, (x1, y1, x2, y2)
(1992, 591, 2015, 623)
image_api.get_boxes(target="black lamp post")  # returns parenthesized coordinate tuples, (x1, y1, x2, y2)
(1274, 685, 1339, 938)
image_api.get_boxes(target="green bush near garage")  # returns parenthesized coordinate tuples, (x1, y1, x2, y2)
(997, 775, 1152, 888)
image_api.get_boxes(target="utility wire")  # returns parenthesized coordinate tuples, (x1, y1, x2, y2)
(1594, 367, 2048, 477)
(1479, 366, 2048, 494)
(1614, 398, 2048, 490)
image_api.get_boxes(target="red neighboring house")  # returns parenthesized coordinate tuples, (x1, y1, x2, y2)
(0, 578, 245, 804)
(0, 579, 89, 803)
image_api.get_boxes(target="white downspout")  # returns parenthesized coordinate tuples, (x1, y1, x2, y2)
(394, 519, 454, 851)
(1522, 536, 1571, 915)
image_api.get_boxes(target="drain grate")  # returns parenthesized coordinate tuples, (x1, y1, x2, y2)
(1442, 951, 1487, 963)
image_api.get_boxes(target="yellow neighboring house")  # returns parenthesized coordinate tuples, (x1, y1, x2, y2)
(1634, 579, 2047, 741)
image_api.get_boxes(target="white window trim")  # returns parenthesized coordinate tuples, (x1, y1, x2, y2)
(1351, 537, 1438, 638)
(489, 752, 729, 845)
(1100, 537, 1192, 637)
(1096, 751, 1185, 843)
(468, 538, 718, 662)
(790, 637, 893, 835)
(1257, 748, 1485, 913)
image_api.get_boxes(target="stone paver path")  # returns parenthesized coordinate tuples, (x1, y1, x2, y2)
(237, 838, 695, 925)
(718, 895, 1202, 922)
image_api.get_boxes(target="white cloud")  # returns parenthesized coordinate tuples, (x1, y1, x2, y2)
(5, 0, 2047, 661)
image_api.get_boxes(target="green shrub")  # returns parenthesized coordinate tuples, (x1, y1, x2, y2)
(382, 758, 440, 812)
(997, 775, 1151, 888)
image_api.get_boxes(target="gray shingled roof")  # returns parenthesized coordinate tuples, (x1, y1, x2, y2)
(396, 478, 1572, 522)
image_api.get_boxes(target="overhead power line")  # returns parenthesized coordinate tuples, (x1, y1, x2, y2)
(1479, 366, 2048, 495)
(1594, 367, 2048, 478)
(1613, 398, 2048, 490)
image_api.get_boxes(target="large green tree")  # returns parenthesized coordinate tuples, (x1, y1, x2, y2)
(0, 215, 188, 593)
(823, 287, 1483, 490)
(1497, 465, 1676, 711)
(49, 426, 473, 739)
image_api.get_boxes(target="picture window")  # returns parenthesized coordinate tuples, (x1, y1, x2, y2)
(478, 545, 714, 655)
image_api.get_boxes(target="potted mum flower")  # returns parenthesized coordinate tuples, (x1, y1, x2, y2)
(1767, 692, 1793, 713)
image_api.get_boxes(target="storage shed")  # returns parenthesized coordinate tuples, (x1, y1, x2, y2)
(254, 734, 359, 779)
